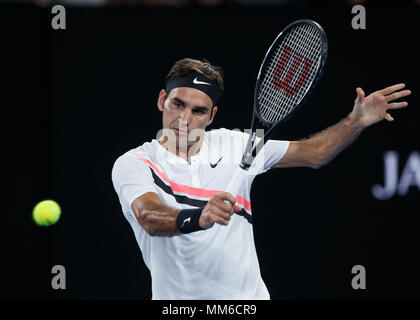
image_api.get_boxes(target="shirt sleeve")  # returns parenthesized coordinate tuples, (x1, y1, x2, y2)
(111, 153, 158, 213)
(261, 139, 290, 173)
(250, 138, 290, 175)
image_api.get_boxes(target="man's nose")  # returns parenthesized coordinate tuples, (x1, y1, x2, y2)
(179, 108, 192, 124)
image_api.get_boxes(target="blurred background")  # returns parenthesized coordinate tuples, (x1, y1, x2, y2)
(1, 0, 419, 300)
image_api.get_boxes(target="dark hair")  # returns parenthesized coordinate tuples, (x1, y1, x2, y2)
(166, 58, 224, 93)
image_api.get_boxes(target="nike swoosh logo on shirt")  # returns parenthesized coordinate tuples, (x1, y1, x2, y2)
(193, 77, 211, 85)
(210, 156, 223, 168)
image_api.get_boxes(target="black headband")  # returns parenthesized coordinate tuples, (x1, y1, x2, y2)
(165, 71, 221, 106)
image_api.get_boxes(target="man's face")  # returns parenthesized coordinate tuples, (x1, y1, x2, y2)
(157, 87, 217, 147)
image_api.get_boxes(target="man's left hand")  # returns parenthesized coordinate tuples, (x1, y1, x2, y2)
(350, 83, 411, 128)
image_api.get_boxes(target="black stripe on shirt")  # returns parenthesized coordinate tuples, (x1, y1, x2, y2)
(149, 168, 253, 225)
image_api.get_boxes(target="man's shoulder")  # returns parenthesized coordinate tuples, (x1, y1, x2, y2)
(206, 127, 248, 140)
(124, 140, 156, 156)
(113, 140, 157, 168)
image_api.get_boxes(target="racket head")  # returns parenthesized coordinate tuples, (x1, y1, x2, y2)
(253, 19, 328, 128)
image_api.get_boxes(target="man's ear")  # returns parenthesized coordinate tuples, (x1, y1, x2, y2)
(157, 89, 167, 112)
(207, 106, 218, 125)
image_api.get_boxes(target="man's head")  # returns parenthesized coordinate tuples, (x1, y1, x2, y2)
(157, 58, 224, 147)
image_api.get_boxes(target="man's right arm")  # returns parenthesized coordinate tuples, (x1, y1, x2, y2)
(131, 192, 242, 237)
(131, 192, 181, 237)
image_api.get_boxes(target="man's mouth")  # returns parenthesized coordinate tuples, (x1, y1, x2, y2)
(173, 128, 188, 135)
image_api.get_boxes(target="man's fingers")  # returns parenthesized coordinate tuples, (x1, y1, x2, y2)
(211, 205, 233, 219)
(378, 83, 406, 96)
(382, 83, 406, 95)
(233, 204, 242, 212)
(210, 215, 229, 226)
(356, 87, 365, 103)
(216, 192, 236, 205)
(208, 212, 229, 226)
(385, 89, 411, 103)
(213, 197, 233, 213)
(387, 101, 408, 110)
(385, 113, 394, 122)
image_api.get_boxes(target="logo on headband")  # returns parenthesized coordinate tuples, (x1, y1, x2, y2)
(166, 71, 221, 105)
(193, 77, 211, 86)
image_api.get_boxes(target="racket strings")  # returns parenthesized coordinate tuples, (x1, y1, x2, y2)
(275, 25, 319, 120)
(263, 25, 320, 122)
(263, 24, 320, 122)
(260, 24, 319, 122)
(258, 23, 322, 123)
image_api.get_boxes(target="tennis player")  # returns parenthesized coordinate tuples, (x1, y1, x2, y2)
(111, 58, 410, 300)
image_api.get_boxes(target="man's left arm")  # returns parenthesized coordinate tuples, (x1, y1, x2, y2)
(274, 83, 411, 169)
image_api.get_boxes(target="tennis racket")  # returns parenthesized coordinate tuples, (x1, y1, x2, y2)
(226, 19, 328, 198)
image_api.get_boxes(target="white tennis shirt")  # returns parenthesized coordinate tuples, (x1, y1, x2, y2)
(112, 128, 289, 300)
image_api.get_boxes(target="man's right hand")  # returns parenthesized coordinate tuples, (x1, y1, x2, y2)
(199, 192, 242, 229)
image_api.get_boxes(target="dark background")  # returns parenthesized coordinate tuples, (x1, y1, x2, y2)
(1, 1, 419, 300)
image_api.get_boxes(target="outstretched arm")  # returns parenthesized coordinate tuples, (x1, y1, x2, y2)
(274, 83, 411, 169)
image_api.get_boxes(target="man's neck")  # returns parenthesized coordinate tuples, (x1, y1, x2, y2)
(158, 133, 205, 163)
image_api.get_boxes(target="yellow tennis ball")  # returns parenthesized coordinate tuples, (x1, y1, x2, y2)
(32, 200, 61, 227)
